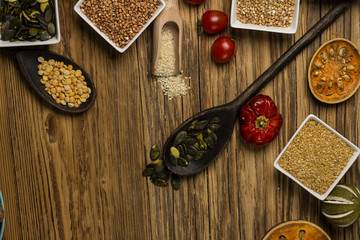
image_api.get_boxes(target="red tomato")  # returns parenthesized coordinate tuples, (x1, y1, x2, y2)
(211, 36, 236, 63)
(200, 10, 228, 34)
(239, 95, 283, 146)
(186, 0, 206, 4)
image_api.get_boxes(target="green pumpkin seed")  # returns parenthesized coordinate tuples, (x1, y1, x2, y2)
(177, 144, 185, 154)
(195, 120, 209, 130)
(1, 29, 16, 40)
(142, 167, 154, 177)
(186, 154, 193, 161)
(150, 145, 160, 161)
(170, 146, 180, 159)
(47, 22, 55, 35)
(170, 154, 178, 166)
(186, 145, 199, 156)
(204, 136, 215, 149)
(193, 151, 204, 161)
(154, 163, 165, 173)
(178, 157, 189, 167)
(209, 116, 220, 124)
(188, 120, 198, 131)
(210, 132, 217, 143)
(184, 137, 198, 146)
(44, 6, 52, 22)
(196, 140, 207, 150)
(151, 178, 168, 187)
(171, 174, 180, 190)
(173, 130, 187, 146)
(209, 123, 221, 131)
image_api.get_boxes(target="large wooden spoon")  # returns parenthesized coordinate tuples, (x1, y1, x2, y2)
(163, 0, 352, 176)
(152, 0, 183, 76)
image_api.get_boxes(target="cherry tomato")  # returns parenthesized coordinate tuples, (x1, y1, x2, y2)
(211, 36, 236, 63)
(200, 10, 228, 34)
(239, 95, 283, 146)
(186, 0, 206, 4)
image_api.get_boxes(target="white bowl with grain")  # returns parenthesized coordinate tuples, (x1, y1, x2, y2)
(274, 114, 360, 200)
(74, 0, 165, 53)
(230, 0, 300, 34)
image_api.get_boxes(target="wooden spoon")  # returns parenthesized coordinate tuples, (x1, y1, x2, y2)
(152, 0, 183, 76)
(163, 0, 352, 176)
(15, 50, 96, 114)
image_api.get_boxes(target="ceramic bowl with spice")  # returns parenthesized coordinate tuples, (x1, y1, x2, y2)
(274, 114, 360, 200)
(230, 0, 300, 34)
(0, 0, 61, 47)
(74, 0, 165, 53)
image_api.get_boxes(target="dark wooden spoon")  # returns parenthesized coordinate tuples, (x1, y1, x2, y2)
(163, 0, 352, 176)
(15, 50, 96, 114)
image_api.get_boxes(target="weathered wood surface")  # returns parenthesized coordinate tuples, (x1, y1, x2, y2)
(0, 0, 359, 239)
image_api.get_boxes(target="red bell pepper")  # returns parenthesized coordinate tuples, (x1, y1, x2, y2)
(239, 94, 283, 146)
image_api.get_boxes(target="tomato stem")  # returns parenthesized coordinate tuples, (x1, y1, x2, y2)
(255, 115, 268, 129)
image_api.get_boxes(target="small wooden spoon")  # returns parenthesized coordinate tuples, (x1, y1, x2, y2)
(15, 50, 96, 114)
(152, 0, 183, 76)
(163, 0, 352, 176)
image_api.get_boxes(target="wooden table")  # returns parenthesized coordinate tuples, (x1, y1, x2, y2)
(0, 0, 359, 239)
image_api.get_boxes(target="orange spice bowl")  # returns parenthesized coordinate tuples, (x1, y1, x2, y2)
(308, 38, 360, 104)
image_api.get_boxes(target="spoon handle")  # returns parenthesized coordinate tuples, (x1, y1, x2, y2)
(230, 0, 352, 109)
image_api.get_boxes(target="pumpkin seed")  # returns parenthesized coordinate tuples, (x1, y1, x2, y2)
(209, 123, 220, 131)
(321, 52, 328, 61)
(47, 21, 55, 35)
(150, 145, 160, 161)
(196, 140, 207, 150)
(142, 167, 154, 177)
(193, 151, 204, 161)
(171, 174, 180, 190)
(209, 116, 220, 124)
(154, 163, 165, 173)
(151, 178, 167, 187)
(210, 132, 217, 143)
(173, 131, 187, 146)
(204, 136, 215, 149)
(194, 120, 209, 130)
(170, 146, 180, 159)
(170, 154, 178, 166)
(178, 157, 189, 167)
(187, 145, 200, 156)
(347, 64, 355, 71)
(184, 137, 198, 146)
(188, 120, 198, 131)
(0, 0, 56, 42)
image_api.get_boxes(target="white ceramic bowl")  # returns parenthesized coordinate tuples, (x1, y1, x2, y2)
(0, 0, 60, 47)
(274, 114, 360, 200)
(230, 0, 300, 34)
(74, 0, 165, 53)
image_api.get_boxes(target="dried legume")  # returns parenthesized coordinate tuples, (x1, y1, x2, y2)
(80, 0, 160, 48)
(237, 0, 295, 28)
(278, 120, 354, 195)
(37, 57, 91, 108)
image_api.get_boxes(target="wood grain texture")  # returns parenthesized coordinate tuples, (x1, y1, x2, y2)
(0, 0, 359, 239)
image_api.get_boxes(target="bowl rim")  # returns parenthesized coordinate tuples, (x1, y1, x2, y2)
(0, 0, 61, 47)
(230, 0, 300, 34)
(273, 114, 360, 200)
(307, 38, 360, 104)
(73, 0, 165, 53)
(0, 191, 4, 240)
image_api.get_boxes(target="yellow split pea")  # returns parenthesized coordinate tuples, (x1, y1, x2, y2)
(37, 56, 91, 108)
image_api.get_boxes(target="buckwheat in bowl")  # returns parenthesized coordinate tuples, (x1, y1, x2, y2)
(74, 0, 165, 53)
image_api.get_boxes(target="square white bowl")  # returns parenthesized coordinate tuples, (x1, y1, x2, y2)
(274, 114, 360, 200)
(230, 0, 300, 34)
(74, 0, 165, 53)
(0, 0, 60, 47)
